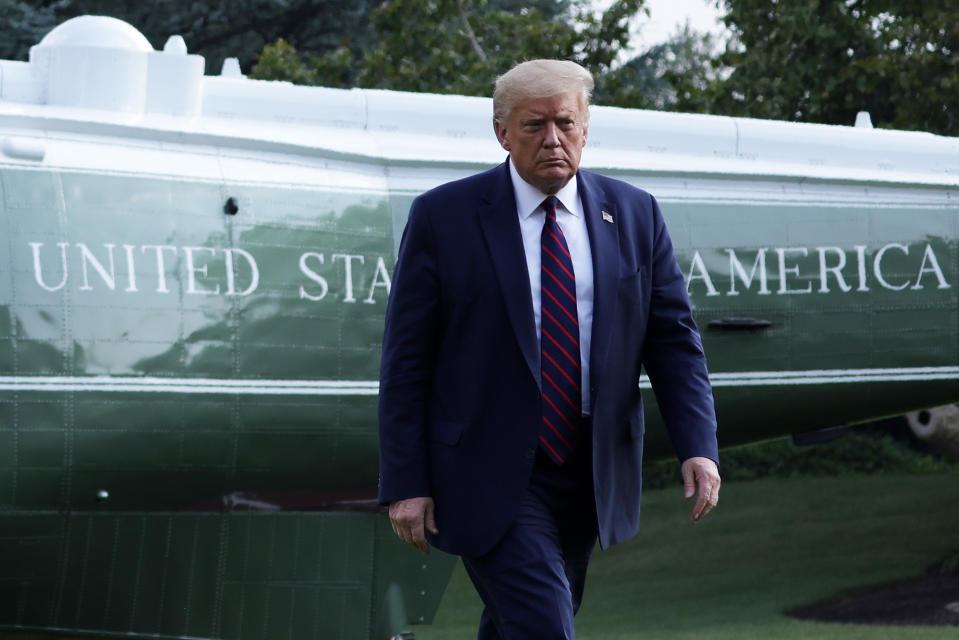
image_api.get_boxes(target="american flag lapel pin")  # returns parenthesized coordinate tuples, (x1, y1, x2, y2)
(602, 210, 614, 223)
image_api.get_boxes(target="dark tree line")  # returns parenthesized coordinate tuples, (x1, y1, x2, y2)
(687, 0, 959, 135)
(0, 0, 378, 75)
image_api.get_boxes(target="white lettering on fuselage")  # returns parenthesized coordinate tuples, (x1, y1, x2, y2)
(685, 242, 951, 296)
(27, 242, 392, 305)
(25, 240, 944, 303)
(727, 248, 770, 295)
(686, 251, 719, 296)
(298, 252, 329, 301)
(331, 254, 365, 303)
(225, 248, 260, 296)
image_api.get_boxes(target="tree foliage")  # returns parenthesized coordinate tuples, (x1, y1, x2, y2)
(0, 0, 377, 75)
(252, 0, 646, 97)
(353, 0, 575, 95)
(595, 24, 719, 110)
(858, 2, 959, 134)
(0, 0, 61, 61)
(691, 0, 959, 135)
(246, 0, 721, 115)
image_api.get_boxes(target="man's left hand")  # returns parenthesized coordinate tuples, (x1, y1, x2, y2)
(681, 456, 720, 524)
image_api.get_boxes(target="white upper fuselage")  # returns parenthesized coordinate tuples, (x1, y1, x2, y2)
(2, 15, 958, 199)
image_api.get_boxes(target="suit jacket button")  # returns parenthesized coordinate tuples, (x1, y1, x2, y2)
(525, 447, 535, 459)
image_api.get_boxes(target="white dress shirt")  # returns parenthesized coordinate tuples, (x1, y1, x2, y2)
(509, 160, 594, 411)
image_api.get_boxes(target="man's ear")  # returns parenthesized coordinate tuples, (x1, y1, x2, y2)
(493, 119, 510, 151)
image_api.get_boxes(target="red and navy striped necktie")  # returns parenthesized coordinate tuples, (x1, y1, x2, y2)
(539, 196, 582, 464)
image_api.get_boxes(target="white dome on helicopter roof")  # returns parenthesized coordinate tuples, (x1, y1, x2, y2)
(37, 15, 154, 51)
(28, 15, 203, 115)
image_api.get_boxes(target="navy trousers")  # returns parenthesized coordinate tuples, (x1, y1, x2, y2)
(463, 437, 598, 639)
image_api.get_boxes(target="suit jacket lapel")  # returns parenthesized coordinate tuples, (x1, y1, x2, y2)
(579, 170, 620, 413)
(478, 163, 541, 389)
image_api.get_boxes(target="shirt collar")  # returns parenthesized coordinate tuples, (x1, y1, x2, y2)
(508, 158, 581, 220)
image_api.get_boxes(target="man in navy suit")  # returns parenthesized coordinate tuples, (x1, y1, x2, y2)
(378, 59, 720, 638)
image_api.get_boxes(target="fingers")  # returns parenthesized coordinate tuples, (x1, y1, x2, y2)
(425, 500, 439, 535)
(691, 473, 719, 523)
(681, 463, 696, 499)
(691, 484, 714, 523)
(681, 457, 721, 524)
(388, 496, 437, 555)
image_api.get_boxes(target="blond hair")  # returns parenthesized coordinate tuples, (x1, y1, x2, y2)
(493, 59, 594, 126)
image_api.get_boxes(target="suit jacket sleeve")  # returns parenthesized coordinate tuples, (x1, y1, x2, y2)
(642, 195, 719, 464)
(377, 197, 439, 504)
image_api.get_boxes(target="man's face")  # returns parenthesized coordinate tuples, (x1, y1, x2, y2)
(495, 92, 588, 195)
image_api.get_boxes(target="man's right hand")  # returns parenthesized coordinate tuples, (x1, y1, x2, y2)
(388, 496, 439, 554)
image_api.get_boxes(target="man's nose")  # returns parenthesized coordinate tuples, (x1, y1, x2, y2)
(542, 122, 560, 147)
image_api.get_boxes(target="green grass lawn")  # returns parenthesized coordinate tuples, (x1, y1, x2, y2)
(411, 472, 959, 640)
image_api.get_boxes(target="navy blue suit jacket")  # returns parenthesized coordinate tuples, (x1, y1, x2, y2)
(378, 161, 718, 558)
